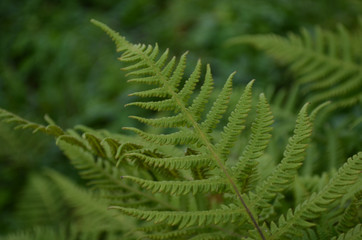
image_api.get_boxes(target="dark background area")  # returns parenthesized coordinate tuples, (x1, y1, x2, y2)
(0, 0, 361, 234)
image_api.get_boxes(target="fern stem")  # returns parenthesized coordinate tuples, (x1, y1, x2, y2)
(206, 144, 266, 240)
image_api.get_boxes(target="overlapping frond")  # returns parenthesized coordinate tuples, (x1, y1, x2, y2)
(268, 152, 362, 239)
(229, 23, 362, 113)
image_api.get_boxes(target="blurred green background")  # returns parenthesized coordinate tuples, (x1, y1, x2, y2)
(0, 0, 361, 234)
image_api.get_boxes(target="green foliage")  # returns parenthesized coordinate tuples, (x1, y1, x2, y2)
(1, 20, 361, 239)
(228, 21, 362, 116)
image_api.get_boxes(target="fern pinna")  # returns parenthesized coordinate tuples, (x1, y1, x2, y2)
(0, 19, 361, 240)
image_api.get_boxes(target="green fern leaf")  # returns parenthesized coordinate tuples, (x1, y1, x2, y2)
(234, 93, 274, 193)
(200, 72, 234, 133)
(251, 103, 312, 213)
(56, 139, 177, 210)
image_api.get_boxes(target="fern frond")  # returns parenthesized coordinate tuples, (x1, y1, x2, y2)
(229, 23, 362, 112)
(92, 19, 268, 238)
(269, 152, 362, 239)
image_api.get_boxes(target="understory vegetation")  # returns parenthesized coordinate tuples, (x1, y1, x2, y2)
(0, 1, 361, 240)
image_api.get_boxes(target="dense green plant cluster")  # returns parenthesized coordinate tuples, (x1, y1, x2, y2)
(0, 19, 361, 239)
(2, 1, 362, 233)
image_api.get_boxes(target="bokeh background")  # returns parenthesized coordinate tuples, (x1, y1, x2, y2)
(1, 0, 361, 234)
